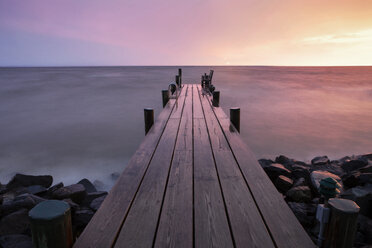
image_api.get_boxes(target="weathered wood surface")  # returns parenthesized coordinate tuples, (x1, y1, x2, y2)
(75, 84, 315, 248)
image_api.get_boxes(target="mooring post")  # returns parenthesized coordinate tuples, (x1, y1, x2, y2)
(175, 75, 180, 87)
(162, 90, 169, 108)
(230, 107, 240, 132)
(29, 200, 73, 248)
(212, 91, 220, 107)
(323, 198, 360, 248)
(144, 108, 154, 135)
(178, 68, 182, 87)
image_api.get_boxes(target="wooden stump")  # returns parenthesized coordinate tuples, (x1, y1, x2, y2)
(162, 90, 169, 108)
(230, 107, 240, 132)
(29, 200, 73, 248)
(324, 198, 360, 248)
(144, 108, 154, 134)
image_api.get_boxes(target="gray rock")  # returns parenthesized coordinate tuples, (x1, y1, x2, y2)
(275, 175, 293, 193)
(275, 155, 308, 169)
(343, 172, 372, 188)
(1, 193, 46, 217)
(292, 164, 311, 180)
(0, 208, 30, 235)
(357, 214, 372, 244)
(311, 156, 330, 166)
(293, 177, 307, 187)
(77, 179, 97, 193)
(263, 163, 291, 181)
(72, 207, 94, 229)
(63, 198, 80, 212)
(342, 158, 368, 173)
(310, 170, 342, 192)
(46, 182, 64, 196)
(90, 195, 106, 211)
(286, 186, 312, 203)
(52, 184, 86, 204)
(287, 202, 316, 228)
(311, 162, 344, 176)
(6, 174, 53, 190)
(359, 164, 372, 174)
(82, 191, 108, 206)
(25, 185, 47, 195)
(341, 185, 372, 218)
(0, 234, 33, 248)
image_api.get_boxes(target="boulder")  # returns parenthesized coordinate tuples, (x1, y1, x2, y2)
(293, 178, 307, 187)
(275, 176, 293, 193)
(311, 162, 344, 177)
(45, 182, 64, 197)
(81, 191, 108, 207)
(287, 202, 316, 228)
(6, 174, 53, 190)
(52, 184, 86, 204)
(25, 185, 47, 195)
(286, 186, 312, 203)
(292, 164, 311, 181)
(310, 171, 342, 192)
(0, 234, 33, 248)
(342, 158, 368, 173)
(359, 164, 372, 174)
(311, 156, 330, 166)
(77, 179, 97, 193)
(357, 214, 372, 244)
(72, 207, 94, 229)
(90, 195, 106, 211)
(263, 163, 291, 181)
(63, 198, 80, 212)
(341, 185, 372, 218)
(0, 193, 45, 217)
(0, 208, 30, 235)
(275, 155, 308, 169)
(343, 172, 372, 188)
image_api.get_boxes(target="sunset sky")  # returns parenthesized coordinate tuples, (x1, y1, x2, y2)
(1, 0, 371, 66)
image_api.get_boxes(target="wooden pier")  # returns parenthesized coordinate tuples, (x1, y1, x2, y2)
(74, 84, 315, 248)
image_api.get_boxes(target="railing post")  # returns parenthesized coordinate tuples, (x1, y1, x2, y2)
(178, 68, 182, 87)
(144, 108, 154, 135)
(29, 200, 73, 248)
(212, 91, 220, 107)
(230, 107, 240, 132)
(323, 198, 360, 248)
(162, 90, 169, 108)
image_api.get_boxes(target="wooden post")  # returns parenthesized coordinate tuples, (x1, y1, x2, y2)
(175, 75, 180, 87)
(324, 198, 360, 248)
(212, 91, 220, 107)
(162, 90, 169, 108)
(144, 108, 154, 135)
(178, 68, 182, 87)
(29, 200, 73, 248)
(230, 108, 240, 132)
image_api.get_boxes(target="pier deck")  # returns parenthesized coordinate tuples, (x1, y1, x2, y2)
(74, 84, 315, 248)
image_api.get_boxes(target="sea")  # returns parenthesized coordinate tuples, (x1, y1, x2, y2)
(1, 66, 371, 190)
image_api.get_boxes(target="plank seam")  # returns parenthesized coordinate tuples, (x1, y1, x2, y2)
(196, 86, 237, 248)
(192, 85, 195, 248)
(203, 87, 279, 248)
(151, 85, 189, 247)
(110, 91, 180, 248)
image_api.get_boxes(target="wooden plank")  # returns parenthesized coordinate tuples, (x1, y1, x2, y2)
(198, 86, 275, 248)
(193, 86, 234, 248)
(114, 86, 188, 248)
(154, 86, 193, 248)
(74, 97, 177, 248)
(202, 86, 315, 248)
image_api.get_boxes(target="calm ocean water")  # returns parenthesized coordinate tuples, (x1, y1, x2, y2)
(1, 66, 371, 189)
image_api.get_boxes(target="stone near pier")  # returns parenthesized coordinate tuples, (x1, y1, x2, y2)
(311, 156, 330, 166)
(6, 174, 53, 190)
(52, 184, 86, 204)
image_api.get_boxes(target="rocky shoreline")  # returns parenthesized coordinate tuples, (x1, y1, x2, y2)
(0, 154, 371, 247)
(259, 154, 372, 247)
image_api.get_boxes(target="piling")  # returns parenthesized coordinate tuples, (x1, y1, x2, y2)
(178, 68, 182, 87)
(144, 108, 154, 134)
(323, 198, 360, 248)
(230, 107, 240, 132)
(29, 200, 73, 248)
(162, 90, 169, 108)
(212, 91, 220, 107)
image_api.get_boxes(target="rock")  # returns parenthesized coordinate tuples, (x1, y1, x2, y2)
(311, 162, 345, 177)
(341, 185, 372, 218)
(310, 171, 342, 192)
(359, 164, 372, 173)
(292, 164, 311, 180)
(45, 182, 64, 196)
(293, 177, 307, 187)
(25, 185, 47, 195)
(82, 191, 108, 206)
(258, 159, 274, 168)
(287, 202, 316, 228)
(357, 214, 372, 244)
(77, 179, 97, 193)
(0, 208, 30, 235)
(0, 193, 46, 217)
(342, 158, 368, 173)
(0, 234, 33, 248)
(6, 174, 53, 190)
(275, 175, 293, 193)
(263, 163, 291, 181)
(63, 198, 80, 212)
(343, 172, 362, 188)
(361, 153, 372, 161)
(72, 207, 94, 229)
(275, 155, 308, 170)
(311, 156, 330, 166)
(286, 186, 312, 203)
(111, 172, 120, 181)
(90, 195, 106, 211)
(52, 184, 86, 204)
